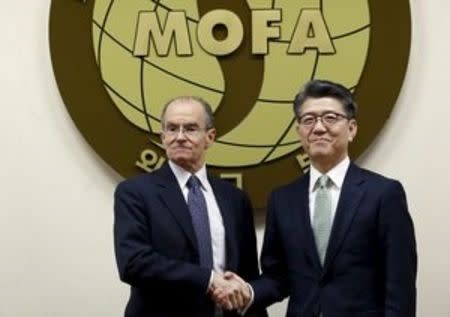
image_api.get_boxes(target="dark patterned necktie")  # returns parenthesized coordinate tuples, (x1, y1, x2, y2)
(187, 175, 213, 269)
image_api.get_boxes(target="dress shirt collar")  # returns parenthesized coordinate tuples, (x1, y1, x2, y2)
(309, 156, 350, 193)
(168, 160, 209, 191)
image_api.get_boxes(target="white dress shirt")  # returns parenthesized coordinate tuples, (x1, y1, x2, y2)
(168, 161, 226, 274)
(308, 156, 351, 224)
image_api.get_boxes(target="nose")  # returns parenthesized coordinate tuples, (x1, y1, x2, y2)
(311, 117, 327, 132)
(174, 127, 187, 140)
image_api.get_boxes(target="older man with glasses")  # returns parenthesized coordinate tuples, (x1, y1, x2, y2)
(113, 96, 267, 317)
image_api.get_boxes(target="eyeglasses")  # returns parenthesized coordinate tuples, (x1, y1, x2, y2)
(162, 124, 210, 138)
(298, 111, 350, 128)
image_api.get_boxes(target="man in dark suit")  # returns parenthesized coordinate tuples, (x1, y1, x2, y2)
(216, 80, 417, 316)
(114, 96, 266, 317)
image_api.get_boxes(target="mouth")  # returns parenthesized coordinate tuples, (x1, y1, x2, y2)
(172, 146, 191, 152)
(310, 138, 331, 144)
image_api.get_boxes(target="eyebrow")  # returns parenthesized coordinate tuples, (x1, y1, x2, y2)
(300, 110, 345, 116)
(165, 122, 200, 127)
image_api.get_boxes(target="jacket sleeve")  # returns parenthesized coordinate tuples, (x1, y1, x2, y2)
(113, 181, 211, 294)
(379, 180, 417, 317)
(250, 190, 289, 309)
(237, 192, 268, 317)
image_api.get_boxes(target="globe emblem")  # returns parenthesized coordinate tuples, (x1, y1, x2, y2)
(92, 0, 370, 168)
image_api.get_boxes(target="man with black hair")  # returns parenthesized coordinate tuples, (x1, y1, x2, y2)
(217, 80, 417, 317)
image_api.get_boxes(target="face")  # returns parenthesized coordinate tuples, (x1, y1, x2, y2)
(161, 99, 216, 172)
(296, 97, 357, 171)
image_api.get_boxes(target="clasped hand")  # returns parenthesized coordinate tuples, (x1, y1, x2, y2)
(209, 271, 251, 311)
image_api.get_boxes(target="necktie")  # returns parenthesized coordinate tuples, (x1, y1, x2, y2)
(187, 175, 213, 269)
(313, 175, 332, 266)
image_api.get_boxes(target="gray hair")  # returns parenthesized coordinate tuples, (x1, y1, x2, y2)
(160, 96, 215, 129)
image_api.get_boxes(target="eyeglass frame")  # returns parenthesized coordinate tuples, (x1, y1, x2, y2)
(297, 111, 352, 128)
(161, 123, 213, 138)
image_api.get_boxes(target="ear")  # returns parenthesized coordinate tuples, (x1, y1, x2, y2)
(295, 122, 306, 143)
(348, 119, 357, 142)
(160, 132, 167, 148)
(205, 128, 216, 149)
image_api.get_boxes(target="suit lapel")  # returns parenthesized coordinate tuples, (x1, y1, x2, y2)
(209, 177, 238, 270)
(293, 173, 323, 270)
(154, 164, 198, 251)
(323, 163, 365, 269)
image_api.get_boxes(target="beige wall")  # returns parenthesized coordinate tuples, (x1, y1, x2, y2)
(1, 1, 449, 316)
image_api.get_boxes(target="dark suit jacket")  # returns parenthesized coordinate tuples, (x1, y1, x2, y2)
(251, 163, 417, 317)
(114, 163, 266, 317)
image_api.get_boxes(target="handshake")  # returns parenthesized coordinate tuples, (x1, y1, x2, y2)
(208, 271, 252, 311)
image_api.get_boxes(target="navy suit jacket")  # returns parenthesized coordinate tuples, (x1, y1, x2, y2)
(251, 163, 417, 317)
(114, 164, 267, 317)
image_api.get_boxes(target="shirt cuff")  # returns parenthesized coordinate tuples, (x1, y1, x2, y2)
(207, 270, 214, 293)
(239, 283, 254, 315)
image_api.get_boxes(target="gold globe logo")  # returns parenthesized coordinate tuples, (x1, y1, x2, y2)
(49, 0, 411, 209)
